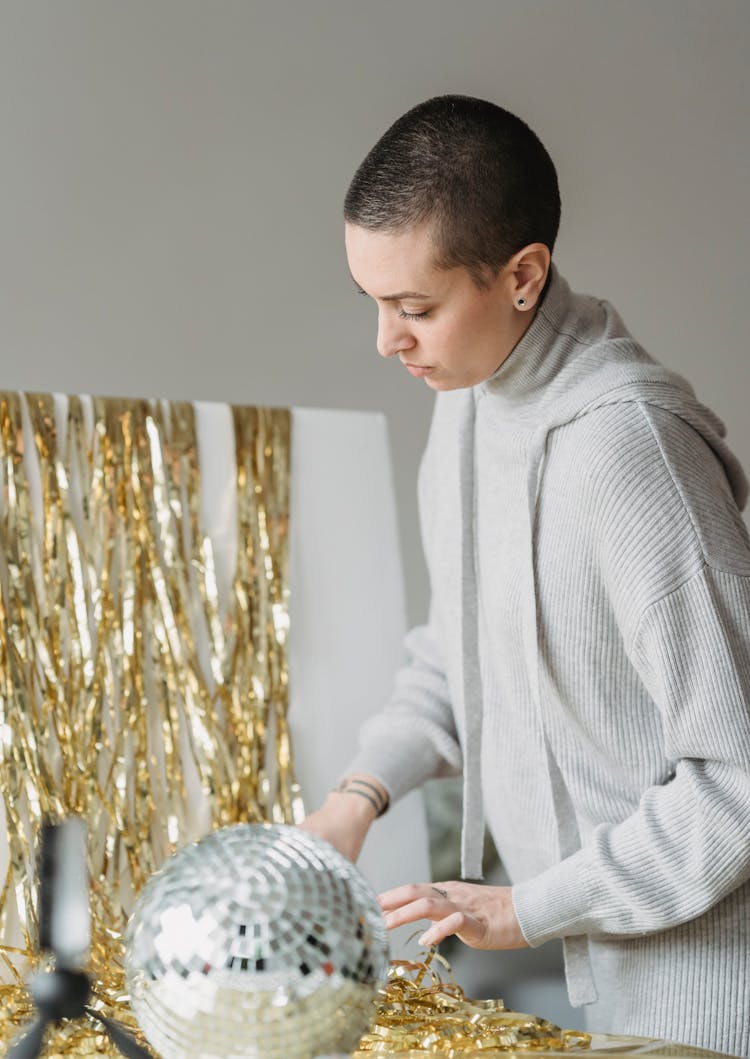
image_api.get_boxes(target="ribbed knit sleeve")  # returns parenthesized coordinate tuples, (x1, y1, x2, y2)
(513, 402, 750, 944)
(344, 613, 463, 801)
(515, 563, 750, 943)
(345, 393, 466, 801)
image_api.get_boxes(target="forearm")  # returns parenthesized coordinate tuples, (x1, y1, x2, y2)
(302, 619, 459, 859)
(301, 773, 389, 863)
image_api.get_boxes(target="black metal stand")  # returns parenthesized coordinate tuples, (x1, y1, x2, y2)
(7, 821, 152, 1058)
(7, 965, 152, 1059)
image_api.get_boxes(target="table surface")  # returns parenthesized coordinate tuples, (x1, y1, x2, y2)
(350, 1033, 736, 1058)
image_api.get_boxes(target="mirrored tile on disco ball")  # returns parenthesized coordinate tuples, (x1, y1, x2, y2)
(125, 823, 389, 1059)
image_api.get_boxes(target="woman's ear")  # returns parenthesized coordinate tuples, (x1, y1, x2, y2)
(510, 243, 551, 310)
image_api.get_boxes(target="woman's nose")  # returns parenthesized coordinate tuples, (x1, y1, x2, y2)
(376, 311, 416, 359)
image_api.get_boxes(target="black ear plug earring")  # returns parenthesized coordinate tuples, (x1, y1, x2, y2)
(517, 297, 527, 308)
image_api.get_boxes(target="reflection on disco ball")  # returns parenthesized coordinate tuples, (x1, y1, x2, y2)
(124, 823, 390, 1059)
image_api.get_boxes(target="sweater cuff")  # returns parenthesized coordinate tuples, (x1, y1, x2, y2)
(343, 735, 455, 806)
(512, 848, 593, 947)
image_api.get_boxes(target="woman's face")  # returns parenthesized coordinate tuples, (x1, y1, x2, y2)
(345, 222, 531, 391)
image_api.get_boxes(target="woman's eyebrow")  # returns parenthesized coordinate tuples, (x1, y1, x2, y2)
(349, 273, 430, 298)
(380, 290, 430, 301)
(349, 274, 430, 300)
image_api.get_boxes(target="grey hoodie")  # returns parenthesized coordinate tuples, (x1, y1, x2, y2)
(347, 267, 750, 1053)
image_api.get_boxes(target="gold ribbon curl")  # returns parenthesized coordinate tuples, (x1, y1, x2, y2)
(0, 391, 301, 1055)
(355, 949, 592, 1056)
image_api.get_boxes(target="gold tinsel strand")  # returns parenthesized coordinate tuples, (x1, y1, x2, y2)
(0, 391, 301, 1054)
(354, 950, 592, 1057)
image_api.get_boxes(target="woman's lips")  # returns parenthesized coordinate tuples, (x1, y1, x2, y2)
(405, 363, 434, 377)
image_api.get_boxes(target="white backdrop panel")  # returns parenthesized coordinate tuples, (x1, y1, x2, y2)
(287, 408, 430, 898)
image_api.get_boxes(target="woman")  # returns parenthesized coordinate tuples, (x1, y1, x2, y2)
(303, 95, 750, 1055)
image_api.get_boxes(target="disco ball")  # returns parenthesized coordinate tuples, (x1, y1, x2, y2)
(124, 823, 390, 1059)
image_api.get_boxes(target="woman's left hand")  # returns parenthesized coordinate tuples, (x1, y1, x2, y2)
(378, 881, 529, 950)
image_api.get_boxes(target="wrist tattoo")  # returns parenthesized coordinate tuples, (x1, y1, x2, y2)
(333, 777, 389, 817)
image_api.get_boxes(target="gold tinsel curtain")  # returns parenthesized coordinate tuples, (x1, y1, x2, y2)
(0, 391, 301, 1054)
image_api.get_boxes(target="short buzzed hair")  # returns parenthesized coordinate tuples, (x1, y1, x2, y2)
(344, 95, 561, 288)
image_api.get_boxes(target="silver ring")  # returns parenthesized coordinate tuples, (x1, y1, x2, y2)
(431, 886, 448, 899)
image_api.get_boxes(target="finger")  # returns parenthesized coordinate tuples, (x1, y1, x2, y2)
(378, 883, 435, 911)
(382, 896, 449, 930)
(418, 911, 469, 947)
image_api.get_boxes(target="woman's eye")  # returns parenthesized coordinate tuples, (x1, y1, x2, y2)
(398, 308, 431, 321)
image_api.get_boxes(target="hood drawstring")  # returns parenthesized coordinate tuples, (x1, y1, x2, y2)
(459, 390, 485, 881)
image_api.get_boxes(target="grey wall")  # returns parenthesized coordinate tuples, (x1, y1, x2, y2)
(2, 0, 748, 626)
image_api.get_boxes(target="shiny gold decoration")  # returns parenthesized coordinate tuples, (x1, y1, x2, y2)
(354, 949, 592, 1056)
(0, 391, 300, 1054)
(125, 823, 390, 1059)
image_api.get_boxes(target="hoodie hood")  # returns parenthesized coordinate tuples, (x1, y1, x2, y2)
(481, 266, 748, 509)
